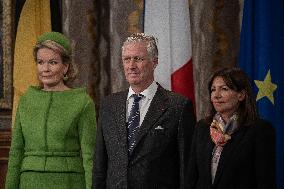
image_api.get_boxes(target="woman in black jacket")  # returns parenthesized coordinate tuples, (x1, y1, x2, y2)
(187, 67, 276, 189)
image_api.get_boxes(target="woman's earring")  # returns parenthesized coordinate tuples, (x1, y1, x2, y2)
(63, 73, 68, 81)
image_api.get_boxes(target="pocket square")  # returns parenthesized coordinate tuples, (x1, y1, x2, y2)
(154, 125, 164, 130)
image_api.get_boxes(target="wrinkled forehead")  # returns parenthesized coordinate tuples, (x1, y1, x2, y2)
(122, 41, 148, 54)
(122, 40, 148, 49)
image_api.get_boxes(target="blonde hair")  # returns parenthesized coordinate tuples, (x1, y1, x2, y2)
(33, 40, 77, 85)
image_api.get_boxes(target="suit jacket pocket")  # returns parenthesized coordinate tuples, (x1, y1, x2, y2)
(147, 125, 175, 149)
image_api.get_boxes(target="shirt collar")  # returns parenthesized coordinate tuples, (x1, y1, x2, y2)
(127, 81, 158, 100)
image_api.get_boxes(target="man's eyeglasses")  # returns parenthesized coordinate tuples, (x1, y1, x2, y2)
(122, 56, 146, 63)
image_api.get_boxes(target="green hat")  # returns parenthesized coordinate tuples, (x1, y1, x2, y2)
(37, 31, 71, 54)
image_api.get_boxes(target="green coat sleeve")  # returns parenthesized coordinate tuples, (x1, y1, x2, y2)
(78, 98, 97, 189)
(5, 103, 25, 189)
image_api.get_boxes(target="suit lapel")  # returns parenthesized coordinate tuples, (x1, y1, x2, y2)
(132, 86, 168, 153)
(202, 124, 215, 184)
(113, 91, 128, 154)
(197, 123, 214, 184)
(213, 127, 247, 185)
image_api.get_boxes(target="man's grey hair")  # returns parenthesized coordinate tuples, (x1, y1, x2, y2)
(122, 33, 158, 60)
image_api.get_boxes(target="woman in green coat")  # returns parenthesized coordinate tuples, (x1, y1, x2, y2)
(5, 32, 97, 189)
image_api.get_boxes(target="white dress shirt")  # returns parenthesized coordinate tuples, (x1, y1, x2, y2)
(126, 82, 158, 126)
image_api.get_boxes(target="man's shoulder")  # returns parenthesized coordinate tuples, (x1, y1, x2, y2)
(158, 85, 190, 104)
(101, 90, 128, 103)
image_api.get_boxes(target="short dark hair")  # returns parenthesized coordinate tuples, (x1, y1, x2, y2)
(206, 67, 258, 126)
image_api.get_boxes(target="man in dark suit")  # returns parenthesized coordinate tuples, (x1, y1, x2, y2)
(93, 33, 196, 189)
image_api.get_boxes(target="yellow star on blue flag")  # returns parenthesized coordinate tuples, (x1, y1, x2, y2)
(239, 0, 284, 188)
(254, 70, 277, 104)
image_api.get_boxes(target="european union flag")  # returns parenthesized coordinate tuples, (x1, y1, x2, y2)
(239, 0, 284, 188)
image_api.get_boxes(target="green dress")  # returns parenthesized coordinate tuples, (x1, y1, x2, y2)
(5, 86, 97, 189)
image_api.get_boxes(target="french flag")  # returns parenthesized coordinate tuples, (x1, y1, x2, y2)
(143, 0, 195, 107)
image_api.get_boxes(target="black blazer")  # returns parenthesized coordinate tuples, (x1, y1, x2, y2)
(93, 85, 196, 189)
(186, 119, 276, 189)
